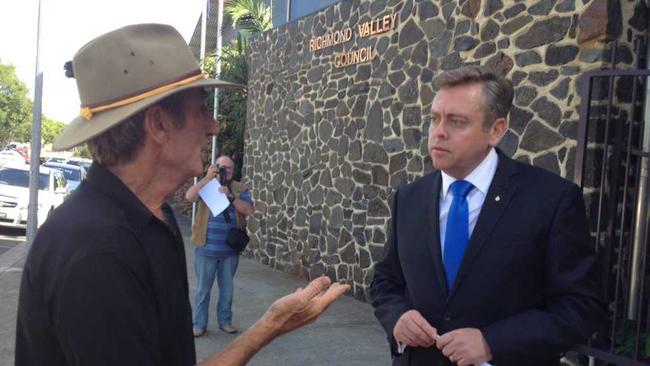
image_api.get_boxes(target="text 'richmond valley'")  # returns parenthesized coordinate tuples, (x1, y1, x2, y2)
(308, 13, 398, 68)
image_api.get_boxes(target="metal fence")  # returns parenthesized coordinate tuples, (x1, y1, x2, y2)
(574, 37, 650, 365)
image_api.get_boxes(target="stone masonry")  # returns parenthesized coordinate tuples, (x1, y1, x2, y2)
(243, 0, 644, 301)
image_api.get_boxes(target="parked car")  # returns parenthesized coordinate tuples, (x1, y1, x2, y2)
(42, 162, 86, 191)
(64, 157, 92, 171)
(0, 164, 68, 229)
(46, 157, 68, 164)
(0, 150, 26, 166)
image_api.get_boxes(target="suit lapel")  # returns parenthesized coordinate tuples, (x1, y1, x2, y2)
(448, 151, 520, 297)
(423, 171, 449, 297)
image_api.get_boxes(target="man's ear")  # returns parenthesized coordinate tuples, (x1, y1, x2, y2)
(488, 117, 508, 147)
(142, 105, 173, 144)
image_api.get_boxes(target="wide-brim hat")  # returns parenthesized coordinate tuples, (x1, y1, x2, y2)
(53, 23, 244, 151)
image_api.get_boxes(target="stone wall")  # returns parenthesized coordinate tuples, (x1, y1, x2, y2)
(243, 0, 644, 301)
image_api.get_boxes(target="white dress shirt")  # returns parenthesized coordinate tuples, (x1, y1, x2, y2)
(439, 148, 498, 253)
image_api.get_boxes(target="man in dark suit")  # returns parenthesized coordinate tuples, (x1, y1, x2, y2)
(371, 66, 603, 366)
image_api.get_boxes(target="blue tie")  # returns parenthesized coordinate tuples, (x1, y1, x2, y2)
(443, 180, 474, 291)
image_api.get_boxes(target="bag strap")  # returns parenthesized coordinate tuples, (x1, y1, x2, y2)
(223, 207, 232, 223)
(219, 178, 233, 224)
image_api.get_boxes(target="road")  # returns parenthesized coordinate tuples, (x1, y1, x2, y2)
(0, 227, 24, 256)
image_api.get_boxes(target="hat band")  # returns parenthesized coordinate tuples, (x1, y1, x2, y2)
(79, 72, 208, 120)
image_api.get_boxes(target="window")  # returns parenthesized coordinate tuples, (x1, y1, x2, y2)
(0, 168, 48, 190)
(53, 172, 67, 191)
(290, 0, 340, 21)
(272, 0, 342, 27)
(44, 164, 81, 181)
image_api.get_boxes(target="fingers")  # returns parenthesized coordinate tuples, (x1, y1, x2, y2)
(397, 330, 418, 346)
(274, 278, 348, 334)
(410, 312, 438, 343)
(394, 310, 438, 348)
(405, 315, 436, 347)
(300, 276, 332, 302)
(287, 282, 348, 330)
(445, 328, 492, 366)
(206, 165, 217, 178)
(313, 282, 350, 310)
(440, 342, 454, 358)
(294, 280, 349, 317)
(436, 332, 454, 350)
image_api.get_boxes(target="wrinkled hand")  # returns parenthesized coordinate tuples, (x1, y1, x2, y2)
(436, 328, 492, 366)
(393, 310, 438, 348)
(260, 276, 350, 337)
(219, 186, 230, 194)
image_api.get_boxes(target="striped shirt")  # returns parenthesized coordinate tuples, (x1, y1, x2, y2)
(195, 190, 252, 257)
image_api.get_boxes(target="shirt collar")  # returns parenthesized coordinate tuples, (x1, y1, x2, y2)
(441, 148, 499, 197)
(84, 162, 155, 230)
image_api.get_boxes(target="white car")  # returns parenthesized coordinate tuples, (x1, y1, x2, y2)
(0, 150, 26, 166)
(42, 162, 86, 191)
(0, 164, 69, 229)
(65, 157, 92, 171)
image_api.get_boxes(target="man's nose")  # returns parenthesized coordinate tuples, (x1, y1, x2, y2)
(430, 121, 447, 138)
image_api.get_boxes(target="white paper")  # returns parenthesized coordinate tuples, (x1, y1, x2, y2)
(198, 179, 230, 216)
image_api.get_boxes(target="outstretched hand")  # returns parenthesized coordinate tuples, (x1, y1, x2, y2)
(260, 276, 350, 336)
(201, 276, 350, 366)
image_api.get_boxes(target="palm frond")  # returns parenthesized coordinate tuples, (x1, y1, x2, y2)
(224, 0, 272, 34)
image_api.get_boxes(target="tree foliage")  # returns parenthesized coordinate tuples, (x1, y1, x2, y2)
(202, 45, 248, 179)
(224, 0, 272, 36)
(0, 60, 32, 146)
(200, 0, 271, 179)
(13, 116, 65, 144)
(0, 60, 66, 147)
(73, 145, 92, 159)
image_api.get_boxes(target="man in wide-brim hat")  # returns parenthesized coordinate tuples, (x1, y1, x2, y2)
(15, 23, 348, 366)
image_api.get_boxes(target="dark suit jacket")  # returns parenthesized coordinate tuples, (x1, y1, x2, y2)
(371, 151, 603, 366)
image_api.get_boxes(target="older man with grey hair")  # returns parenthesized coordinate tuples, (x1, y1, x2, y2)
(15, 23, 348, 366)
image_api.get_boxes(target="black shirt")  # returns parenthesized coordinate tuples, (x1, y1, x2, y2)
(15, 164, 196, 366)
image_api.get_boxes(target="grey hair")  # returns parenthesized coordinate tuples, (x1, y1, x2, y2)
(435, 65, 513, 128)
(86, 90, 193, 167)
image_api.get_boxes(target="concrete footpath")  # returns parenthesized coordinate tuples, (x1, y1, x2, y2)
(0, 213, 390, 366)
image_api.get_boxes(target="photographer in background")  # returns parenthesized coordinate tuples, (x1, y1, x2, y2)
(185, 155, 254, 337)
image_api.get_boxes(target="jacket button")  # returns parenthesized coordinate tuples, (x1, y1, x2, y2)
(444, 313, 452, 321)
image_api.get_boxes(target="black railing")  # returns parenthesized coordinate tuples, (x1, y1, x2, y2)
(574, 37, 650, 365)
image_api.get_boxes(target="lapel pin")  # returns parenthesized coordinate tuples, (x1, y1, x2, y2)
(495, 195, 501, 202)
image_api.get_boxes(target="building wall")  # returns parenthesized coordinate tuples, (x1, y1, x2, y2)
(244, 0, 644, 301)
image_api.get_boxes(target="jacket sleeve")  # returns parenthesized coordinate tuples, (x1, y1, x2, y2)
(481, 183, 605, 363)
(371, 188, 413, 356)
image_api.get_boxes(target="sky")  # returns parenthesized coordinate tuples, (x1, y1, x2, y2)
(0, 0, 205, 124)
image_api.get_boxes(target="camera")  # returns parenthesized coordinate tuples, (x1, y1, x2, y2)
(217, 165, 228, 185)
(218, 166, 227, 177)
